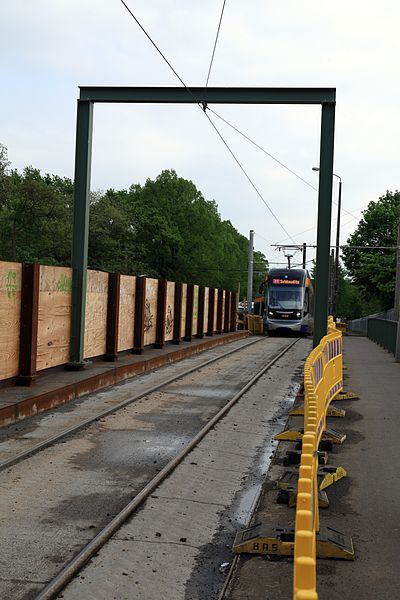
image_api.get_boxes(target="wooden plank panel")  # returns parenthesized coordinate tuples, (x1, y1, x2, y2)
(203, 287, 209, 332)
(84, 270, 108, 359)
(118, 275, 136, 351)
(143, 278, 157, 346)
(180, 283, 187, 338)
(0, 262, 22, 380)
(221, 290, 225, 329)
(165, 281, 175, 342)
(192, 285, 199, 335)
(36, 266, 72, 371)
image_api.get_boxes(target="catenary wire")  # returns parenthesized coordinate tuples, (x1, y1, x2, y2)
(203, 111, 297, 242)
(209, 108, 317, 191)
(254, 232, 271, 245)
(209, 107, 366, 222)
(118, 0, 297, 244)
(205, 0, 227, 87)
(274, 205, 367, 246)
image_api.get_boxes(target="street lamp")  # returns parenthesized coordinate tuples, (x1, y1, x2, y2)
(312, 167, 342, 318)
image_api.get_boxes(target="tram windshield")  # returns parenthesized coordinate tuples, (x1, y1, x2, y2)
(268, 286, 302, 310)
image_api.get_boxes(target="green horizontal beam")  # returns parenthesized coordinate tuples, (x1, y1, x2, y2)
(79, 86, 335, 105)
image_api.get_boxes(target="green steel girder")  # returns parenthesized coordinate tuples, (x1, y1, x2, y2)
(69, 86, 335, 367)
(79, 86, 336, 105)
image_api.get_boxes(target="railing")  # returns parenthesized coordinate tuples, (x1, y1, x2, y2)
(293, 317, 343, 599)
(367, 317, 398, 356)
(348, 308, 395, 335)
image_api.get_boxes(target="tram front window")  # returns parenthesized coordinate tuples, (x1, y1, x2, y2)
(268, 287, 302, 310)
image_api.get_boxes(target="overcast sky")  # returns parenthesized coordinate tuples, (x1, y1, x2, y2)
(1, 1, 399, 269)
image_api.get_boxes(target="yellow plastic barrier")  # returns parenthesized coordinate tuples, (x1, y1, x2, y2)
(247, 314, 264, 334)
(293, 317, 343, 600)
(335, 321, 347, 334)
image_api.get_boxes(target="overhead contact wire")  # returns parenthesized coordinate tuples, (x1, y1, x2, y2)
(209, 108, 317, 191)
(205, 0, 227, 87)
(119, 0, 188, 89)
(118, 0, 297, 244)
(204, 111, 297, 243)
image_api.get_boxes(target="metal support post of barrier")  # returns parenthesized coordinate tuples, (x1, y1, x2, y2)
(17, 262, 40, 385)
(184, 283, 194, 341)
(206, 288, 215, 335)
(230, 291, 237, 332)
(216, 288, 224, 334)
(104, 272, 121, 361)
(196, 286, 205, 338)
(223, 290, 230, 333)
(154, 279, 167, 349)
(172, 282, 182, 344)
(133, 276, 146, 354)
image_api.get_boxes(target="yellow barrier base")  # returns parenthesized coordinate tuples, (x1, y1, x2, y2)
(319, 465, 347, 491)
(233, 524, 354, 560)
(275, 428, 346, 444)
(289, 403, 346, 418)
(283, 449, 328, 466)
(277, 466, 347, 492)
(277, 487, 330, 508)
(323, 428, 347, 444)
(334, 391, 359, 401)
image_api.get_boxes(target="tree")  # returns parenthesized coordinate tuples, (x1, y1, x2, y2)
(342, 191, 399, 311)
(123, 170, 268, 289)
(0, 165, 73, 264)
(0, 151, 268, 291)
(0, 143, 10, 175)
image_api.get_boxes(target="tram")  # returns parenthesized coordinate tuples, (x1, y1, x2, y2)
(261, 268, 314, 335)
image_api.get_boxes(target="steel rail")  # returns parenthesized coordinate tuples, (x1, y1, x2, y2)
(35, 338, 299, 600)
(217, 386, 304, 600)
(0, 337, 263, 473)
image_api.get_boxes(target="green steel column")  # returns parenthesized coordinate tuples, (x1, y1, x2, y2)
(68, 100, 94, 368)
(313, 102, 335, 347)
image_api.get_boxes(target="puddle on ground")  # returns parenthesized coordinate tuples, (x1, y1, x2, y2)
(231, 379, 301, 526)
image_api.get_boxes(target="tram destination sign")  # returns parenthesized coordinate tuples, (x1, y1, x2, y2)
(272, 278, 301, 285)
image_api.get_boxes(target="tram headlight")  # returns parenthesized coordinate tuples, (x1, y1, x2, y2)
(268, 311, 273, 316)
(296, 312, 301, 318)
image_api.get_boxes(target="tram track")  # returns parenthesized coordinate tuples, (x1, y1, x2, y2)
(0, 335, 309, 600)
(0, 336, 263, 473)
(34, 338, 299, 600)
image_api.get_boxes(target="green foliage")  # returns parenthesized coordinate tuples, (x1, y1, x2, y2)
(0, 165, 73, 264)
(0, 143, 10, 175)
(341, 191, 399, 311)
(0, 149, 267, 291)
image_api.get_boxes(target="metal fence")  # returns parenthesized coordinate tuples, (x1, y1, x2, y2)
(347, 308, 396, 335)
(367, 318, 398, 356)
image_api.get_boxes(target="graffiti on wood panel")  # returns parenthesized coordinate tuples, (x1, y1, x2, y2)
(57, 273, 72, 293)
(6, 271, 17, 300)
(144, 299, 154, 333)
(165, 304, 173, 335)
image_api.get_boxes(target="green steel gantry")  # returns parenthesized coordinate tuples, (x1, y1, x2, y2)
(68, 86, 336, 367)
